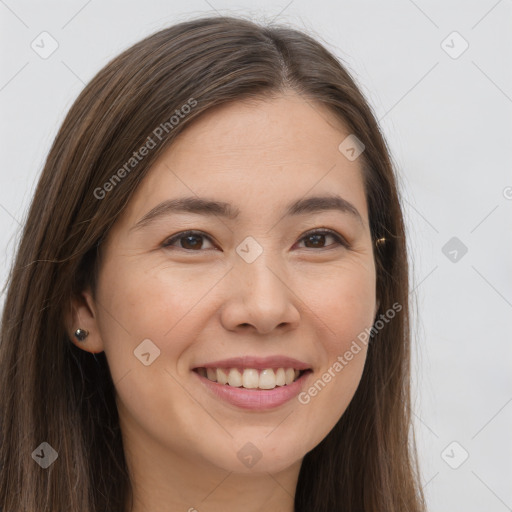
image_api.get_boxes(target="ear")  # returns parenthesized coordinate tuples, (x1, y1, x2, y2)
(66, 288, 105, 354)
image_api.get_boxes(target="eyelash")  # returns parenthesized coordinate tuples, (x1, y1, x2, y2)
(161, 228, 350, 252)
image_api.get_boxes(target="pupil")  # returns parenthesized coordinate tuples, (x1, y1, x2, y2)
(183, 235, 201, 249)
(308, 234, 324, 248)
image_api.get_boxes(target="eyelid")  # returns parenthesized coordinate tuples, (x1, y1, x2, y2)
(161, 228, 350, 251)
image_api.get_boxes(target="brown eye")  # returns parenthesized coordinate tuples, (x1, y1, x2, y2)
(162, 230, 215, 251)
(297, 229, 348, 250)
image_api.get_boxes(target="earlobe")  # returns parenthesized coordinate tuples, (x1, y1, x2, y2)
(67, 288, 105, 354)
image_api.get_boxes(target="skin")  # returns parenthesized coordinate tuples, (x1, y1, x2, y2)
(68, 91, 379, 512)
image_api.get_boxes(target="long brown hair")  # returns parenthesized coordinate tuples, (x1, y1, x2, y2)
(0, 15, 425, 511)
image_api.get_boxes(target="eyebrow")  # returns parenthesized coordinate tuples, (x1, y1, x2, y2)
(130, 194, 363, 232)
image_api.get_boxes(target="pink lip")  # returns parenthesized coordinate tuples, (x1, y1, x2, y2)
(193, 370, 312, 410)
(192, 355, 311, 371)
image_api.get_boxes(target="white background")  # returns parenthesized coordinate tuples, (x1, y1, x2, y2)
(1, 1, 511, 510)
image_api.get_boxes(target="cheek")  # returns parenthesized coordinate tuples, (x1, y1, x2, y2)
(292, 261, 375, 432)
(323, 278, 376, 351)
(95, 264, 222, 447)
(96, 261, 225, 381)
(99, 259, 212, 337)
(294, 256, 377, 343)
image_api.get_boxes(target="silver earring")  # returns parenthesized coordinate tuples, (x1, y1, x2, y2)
(74, 328, 89, 342)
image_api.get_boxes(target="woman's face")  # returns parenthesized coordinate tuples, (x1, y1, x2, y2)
(77, 92, 377, 475)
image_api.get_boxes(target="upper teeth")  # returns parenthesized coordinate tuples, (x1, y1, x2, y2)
(196, 367, 302, 389)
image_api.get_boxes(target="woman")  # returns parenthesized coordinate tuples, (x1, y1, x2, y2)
(0, 15, 425, 512)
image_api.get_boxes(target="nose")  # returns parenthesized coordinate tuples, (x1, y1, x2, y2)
(220, 254, 301, 335)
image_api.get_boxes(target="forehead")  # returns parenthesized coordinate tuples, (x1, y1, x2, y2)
(170, 92, 354, 165)
(122, 93, 368, 228)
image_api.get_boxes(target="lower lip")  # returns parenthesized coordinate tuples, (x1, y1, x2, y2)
(193, 370, 312, 410)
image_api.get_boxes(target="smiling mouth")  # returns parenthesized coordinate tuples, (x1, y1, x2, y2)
(193, 367, 311, 390)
